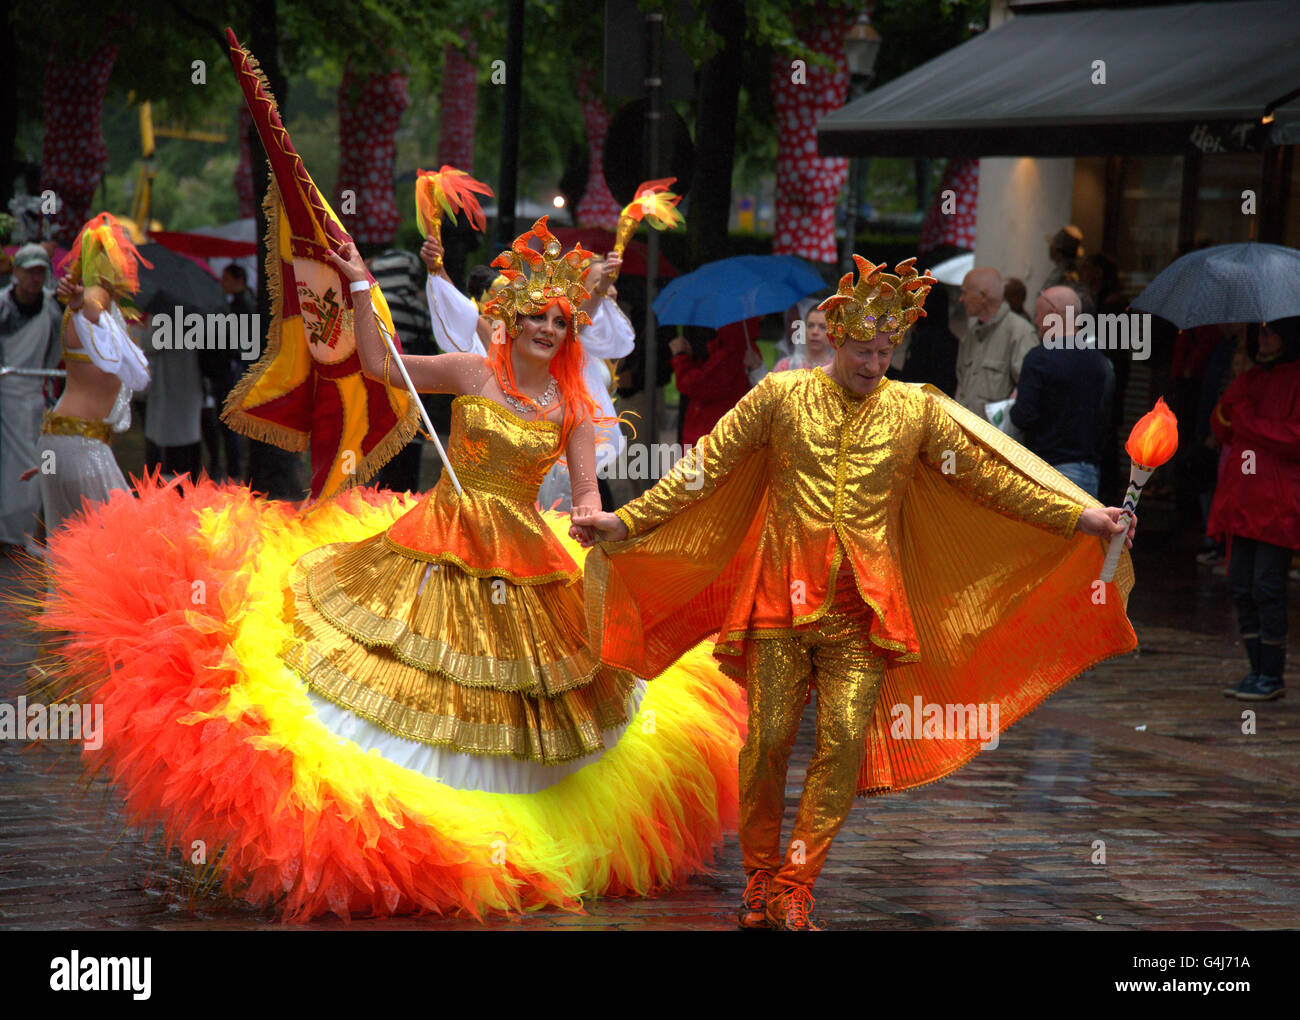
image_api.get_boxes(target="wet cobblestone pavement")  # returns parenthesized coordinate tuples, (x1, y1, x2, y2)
(2, 537, 1297, 931)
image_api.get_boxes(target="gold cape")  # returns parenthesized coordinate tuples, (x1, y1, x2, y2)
(586, 378, 1137, 795)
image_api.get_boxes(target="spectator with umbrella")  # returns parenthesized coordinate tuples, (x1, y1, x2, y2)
(654, 254, 826, 446)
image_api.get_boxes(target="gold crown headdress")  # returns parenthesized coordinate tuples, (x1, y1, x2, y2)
(482, 217, 595, 336)
(819, 255, 936, 347)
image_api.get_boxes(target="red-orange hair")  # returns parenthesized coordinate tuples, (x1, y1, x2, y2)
(486, 297, 617, 454)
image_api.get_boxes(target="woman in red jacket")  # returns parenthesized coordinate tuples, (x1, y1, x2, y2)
(670, 317, 763, 448)
(1209, 317, 1300, 701)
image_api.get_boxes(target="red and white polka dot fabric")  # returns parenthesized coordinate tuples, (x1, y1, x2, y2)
(919, 158, 978, 252)
(337, 64, 409, 246)
(575, 66, 620, 230)
(436, 41, 478, 170)
(40, 43, 119, 245)
(770, 14, 853, 266)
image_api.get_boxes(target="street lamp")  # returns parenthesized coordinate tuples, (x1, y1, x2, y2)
(841, 15, 881, 273)
(845, 14, 881, 79)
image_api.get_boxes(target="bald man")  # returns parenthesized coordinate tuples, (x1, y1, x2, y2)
(1010, 286, 1113, 497)
(954, 267, 1039, 417)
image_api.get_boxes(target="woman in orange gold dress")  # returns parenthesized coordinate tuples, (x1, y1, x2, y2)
(29, 219, 743, 922)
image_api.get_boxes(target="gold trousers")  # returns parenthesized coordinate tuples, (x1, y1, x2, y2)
(739, 565, 885, 892)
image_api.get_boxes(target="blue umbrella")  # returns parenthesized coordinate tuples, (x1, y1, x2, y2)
(652, 255, 827, 328)
(1131, 243, 1300, 329)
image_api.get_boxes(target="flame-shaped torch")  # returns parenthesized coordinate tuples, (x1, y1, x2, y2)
(415, 166, 494, 272)
(608, 178, 683, 283)
(1099, 398, 1179, 582)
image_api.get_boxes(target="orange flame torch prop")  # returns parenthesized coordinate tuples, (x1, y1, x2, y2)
(609, 178, 683, 283)
(415, 166, 493, 272)
(1100, 398, 1179, 582)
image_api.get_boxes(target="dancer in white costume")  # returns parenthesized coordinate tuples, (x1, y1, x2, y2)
(34, 214, 150, 533)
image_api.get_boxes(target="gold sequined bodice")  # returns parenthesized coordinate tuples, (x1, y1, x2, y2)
(383, 396, 578, 582)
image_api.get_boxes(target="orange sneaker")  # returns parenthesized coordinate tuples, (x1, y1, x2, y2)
(736, 870, 774, 929)
(765, 885, 823, 931)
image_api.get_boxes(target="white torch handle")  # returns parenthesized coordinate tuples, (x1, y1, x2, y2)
(1098, 465, 1153, 583)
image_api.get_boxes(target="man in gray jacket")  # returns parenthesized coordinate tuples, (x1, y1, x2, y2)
(954, 266, 1039, 418)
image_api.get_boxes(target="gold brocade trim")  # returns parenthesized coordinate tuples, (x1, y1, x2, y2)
(450, 463, 540, 502)
(40, 411, 111, 446)
(61, 348, 92, 363)
(455, 394, 561, 433)
(614, 506, 636, 537)
(379, 531, 580, 585)
(301, 544, 594, 693)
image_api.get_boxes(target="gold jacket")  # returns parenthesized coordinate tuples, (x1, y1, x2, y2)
(586, 369, 1137, 794)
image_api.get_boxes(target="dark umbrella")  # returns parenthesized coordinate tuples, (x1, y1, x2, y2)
(652, 255, 826, 328)
(1131, 243, 1300, 328)
(135, 242, 228, 316)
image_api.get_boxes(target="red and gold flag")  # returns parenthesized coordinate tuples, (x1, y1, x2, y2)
(223, 29, 418, 503)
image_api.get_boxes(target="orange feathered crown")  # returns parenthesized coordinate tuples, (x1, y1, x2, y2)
(59, 211, 153, 300)
(819, 255, 936, 347)
(483, 217, 595, 335)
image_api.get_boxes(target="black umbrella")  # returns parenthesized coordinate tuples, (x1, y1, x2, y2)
(135, 242, 228, 317)
(1131, 243, 1300, 328)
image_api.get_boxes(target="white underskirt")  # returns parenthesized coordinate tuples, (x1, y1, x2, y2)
(304, 678, 647, 795)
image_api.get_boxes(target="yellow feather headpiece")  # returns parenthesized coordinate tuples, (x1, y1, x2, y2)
(819, 255, 936, 347)
(482, 217, 595, 336)
(59, 212, 153, 319)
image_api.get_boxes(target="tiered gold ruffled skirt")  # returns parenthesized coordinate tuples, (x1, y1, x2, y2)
(280, 531, 637, 764)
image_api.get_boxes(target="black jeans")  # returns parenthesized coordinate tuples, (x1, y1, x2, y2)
(1227, 536, 1292, 646)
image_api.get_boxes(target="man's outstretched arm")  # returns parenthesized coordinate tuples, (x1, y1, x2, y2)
(572, 372, 781, 544)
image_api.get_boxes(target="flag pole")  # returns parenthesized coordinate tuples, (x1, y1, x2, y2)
(374, 317, 462, 496)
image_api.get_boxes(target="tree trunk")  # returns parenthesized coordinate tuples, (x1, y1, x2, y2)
(686, 0, 745, 267)
(0, 0, 16, 211)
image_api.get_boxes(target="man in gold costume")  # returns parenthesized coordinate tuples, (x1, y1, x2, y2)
(572, 256, 1138, 931)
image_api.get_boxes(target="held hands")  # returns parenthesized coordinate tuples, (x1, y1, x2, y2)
(569, 506, 629, 547)
(326, 242, 368, 283)
(1078, 506, 1137, 549)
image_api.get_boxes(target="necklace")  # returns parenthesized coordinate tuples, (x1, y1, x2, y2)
(504, 376, 558, 415)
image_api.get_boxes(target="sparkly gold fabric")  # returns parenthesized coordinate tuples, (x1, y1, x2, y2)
(280, 395, 636, 763)
(384, 396, 578, 584)
(609, 369, 1082, 667)
(740, 565, 885, 890)
(588, 371, 1137, 795)
(40, 410, 112, 446)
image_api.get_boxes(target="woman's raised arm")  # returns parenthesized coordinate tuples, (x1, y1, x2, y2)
(327, 242, 487, 396)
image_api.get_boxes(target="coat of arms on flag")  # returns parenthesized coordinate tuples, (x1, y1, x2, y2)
(223, 29, 419, 504)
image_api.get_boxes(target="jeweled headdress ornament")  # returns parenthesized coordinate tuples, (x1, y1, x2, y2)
(482, 216, 595, 336)
(819, 255, 936, 347)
